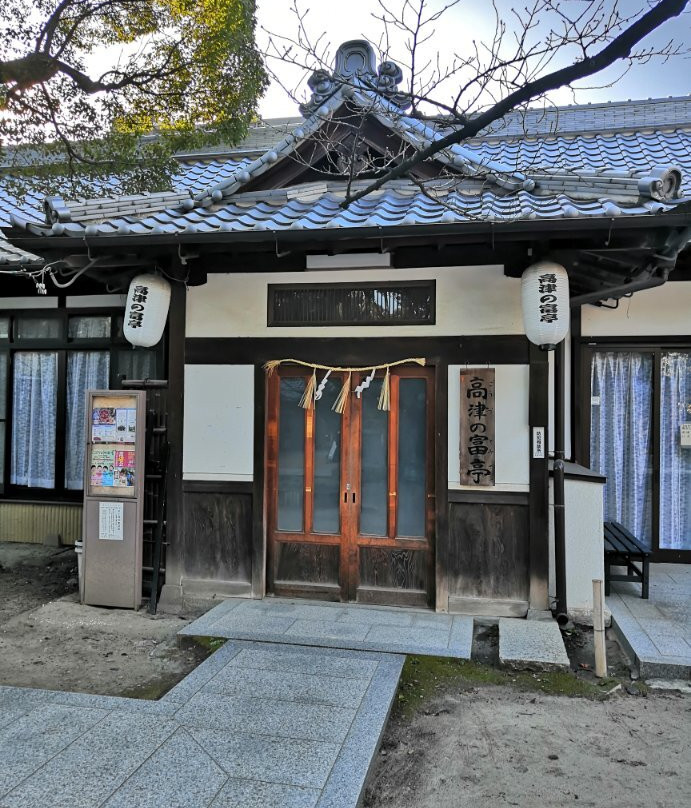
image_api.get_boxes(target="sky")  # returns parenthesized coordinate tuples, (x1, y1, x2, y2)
(254, 0, 691, 119)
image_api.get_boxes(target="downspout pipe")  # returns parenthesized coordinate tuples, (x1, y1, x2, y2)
(553, 338, 568, 625)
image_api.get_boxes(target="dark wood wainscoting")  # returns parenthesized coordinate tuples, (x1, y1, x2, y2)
(181, 480, 253, 596)
(446, 490, 530, 616)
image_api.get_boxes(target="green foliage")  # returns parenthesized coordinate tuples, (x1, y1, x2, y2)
(0, 0, 268, 198)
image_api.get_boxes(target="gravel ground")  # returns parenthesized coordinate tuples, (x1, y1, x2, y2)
(0, 541, 208, 697)
(364, 627, 691, 808)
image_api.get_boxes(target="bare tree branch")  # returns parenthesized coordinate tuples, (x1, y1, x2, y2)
(340, 0, 689, 206)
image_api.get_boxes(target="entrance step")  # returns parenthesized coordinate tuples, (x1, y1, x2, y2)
(498, 617, 570, 671)
(179, 597, 474, 659)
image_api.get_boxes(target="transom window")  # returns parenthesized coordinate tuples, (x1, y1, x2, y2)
(0, 310, 162, 497)
(268, 281, 436, 326)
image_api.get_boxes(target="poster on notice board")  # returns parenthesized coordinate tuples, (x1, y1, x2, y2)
(92, 407, 136, 444)
(90, 446, 136, 489)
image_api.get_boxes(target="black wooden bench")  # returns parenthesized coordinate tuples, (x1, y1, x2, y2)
(604, 521, 651, 599)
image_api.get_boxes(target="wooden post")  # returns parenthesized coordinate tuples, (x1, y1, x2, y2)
(592, 579, 607, 678)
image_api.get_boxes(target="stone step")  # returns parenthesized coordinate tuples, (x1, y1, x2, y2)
(498, 617, 570, 671)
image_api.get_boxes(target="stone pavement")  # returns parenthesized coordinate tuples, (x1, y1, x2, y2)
(0, 640, 403, 808)
(608, 563, 691, 679)
(179, 597, 474, 658)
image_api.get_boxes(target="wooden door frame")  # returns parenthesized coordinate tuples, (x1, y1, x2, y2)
(265, 365, 347, 600)
(350, 366, 436, 608)
(264, 364, 436, 606)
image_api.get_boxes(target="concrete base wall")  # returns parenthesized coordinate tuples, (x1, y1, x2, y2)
(549, 477, 608, 624)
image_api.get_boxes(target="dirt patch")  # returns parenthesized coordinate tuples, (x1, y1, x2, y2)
(0, 543, 79, 623)
(365, 654, 691, 808)
(0, 542, 210, 698)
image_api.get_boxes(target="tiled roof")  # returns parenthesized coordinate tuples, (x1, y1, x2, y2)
(11, 181, 680, 240)
(479, 96, 691, 138)
(0, 237, 43, 266)
(462, 130, 691, 195)
(2, 74, 691, 252)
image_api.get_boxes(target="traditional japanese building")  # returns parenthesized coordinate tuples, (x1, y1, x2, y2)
(1, 41, 690, 618)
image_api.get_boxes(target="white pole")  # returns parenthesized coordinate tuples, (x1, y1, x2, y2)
(592, 579, 607, 678)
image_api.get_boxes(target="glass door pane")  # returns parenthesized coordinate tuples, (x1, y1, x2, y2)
(397, 377, 427, 538)
(277, 377, 305, 532)
(360, 378, 388, 536)
(660, 351, 691, 550)
(313, 377, 342, 534)
(590, 351, 654, 548)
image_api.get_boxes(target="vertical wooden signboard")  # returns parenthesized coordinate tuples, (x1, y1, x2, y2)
(460, 368, 495, 486)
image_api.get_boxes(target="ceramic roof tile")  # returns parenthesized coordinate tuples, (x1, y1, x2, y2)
(3, 97, 691, 244)
(19, 183, 678, 239)
(0, 237, 43, 266)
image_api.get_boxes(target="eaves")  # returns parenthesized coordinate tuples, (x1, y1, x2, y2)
(12, 210, 691, 257)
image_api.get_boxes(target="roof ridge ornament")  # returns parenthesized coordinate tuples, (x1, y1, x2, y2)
(299, 40, 410, 116)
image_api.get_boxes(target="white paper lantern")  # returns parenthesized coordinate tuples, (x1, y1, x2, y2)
(123, 273, 171, 348)
(521, 261, 570, 350)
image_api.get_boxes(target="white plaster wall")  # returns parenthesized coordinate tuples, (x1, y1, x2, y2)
(183, 364, 254, 481)
(549, 477, 606, 623)
(186, 265, 524, 338)
(448, 364, 530, 490)
(582, 282, 691, 336)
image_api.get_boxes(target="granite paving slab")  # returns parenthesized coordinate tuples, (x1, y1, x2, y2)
(498, 617, 570, 671)
(179, 597, 473, 658)
(222, 647, 379, 679)
(0, 704, 108, 795)
(210, 779, 320, 808)
(608, 563, 691, 679)
(101, 729, 227, 808)
(0, 712, 178, 808)
(173, 691, 358, 742)
(0, 639, 403, 808)
(200, 664, 371, 706)
(189, 727, 341, 788)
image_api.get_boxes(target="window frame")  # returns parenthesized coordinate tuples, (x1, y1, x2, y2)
(267, 280, 437, 327)
(0, 305, 164, 502)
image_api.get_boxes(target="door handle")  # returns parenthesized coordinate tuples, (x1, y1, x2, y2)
(352, 492, 356, 504)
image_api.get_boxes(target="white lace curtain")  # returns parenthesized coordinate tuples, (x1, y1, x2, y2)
(590, 351, 654, 547)
(11, 350, 109, 490)
(65, 351, 109, 489)
(660, 352, 691, 550)
(11, 352, 58, 488)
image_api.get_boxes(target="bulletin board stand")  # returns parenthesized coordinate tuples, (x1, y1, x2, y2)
(82, 390, 146, 609)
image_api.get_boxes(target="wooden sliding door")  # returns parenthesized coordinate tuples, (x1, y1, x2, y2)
(266, 365, 435, 607)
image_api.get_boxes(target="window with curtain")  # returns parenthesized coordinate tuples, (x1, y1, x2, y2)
(11, 352, 58, 488)
(590, 351, 654, 548)
(65, 352, 110, 489)
(0, 351, 7, 489)
(660, 352, 691, 551)
(1, 309, 163, 496)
